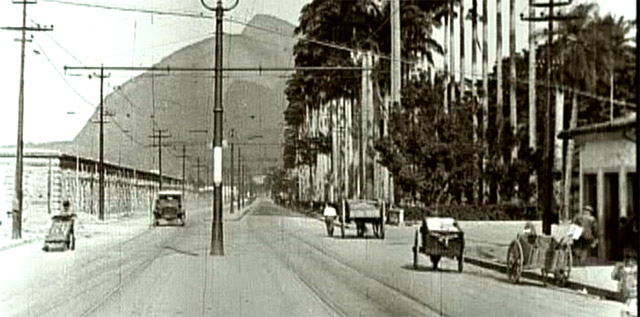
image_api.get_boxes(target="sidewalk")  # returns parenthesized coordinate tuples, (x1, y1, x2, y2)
(459, 220, 622, 302)
(0, 198, 256, 252)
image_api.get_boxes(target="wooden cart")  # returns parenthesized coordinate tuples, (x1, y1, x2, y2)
(506, 232, 572, 286)
(339, 199, 385, 239)
(412, 217, 465, 272)
(43, 214, 76, 252)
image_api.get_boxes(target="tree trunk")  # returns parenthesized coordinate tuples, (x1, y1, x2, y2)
(509, 0, 517, 162)
(472, 0, 479, 204)
(482, 0, 489, 204)
(450, 0, 456, 103)
(444, 10, 449, 114)
(460, 0, 465, 100)
(495, 0, 503, 203)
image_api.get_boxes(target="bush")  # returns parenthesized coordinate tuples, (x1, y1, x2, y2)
(401, 204, 540, 222)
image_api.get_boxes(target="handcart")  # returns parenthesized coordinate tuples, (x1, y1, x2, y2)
(339, 199, 385, 239)
(43, 213, 76, 252)
(412, 217, 465, 272)
(506, 224, 574, 286)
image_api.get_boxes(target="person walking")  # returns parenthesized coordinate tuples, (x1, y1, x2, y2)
(323, 202, 337, 237)
(572, 205, 598, 264)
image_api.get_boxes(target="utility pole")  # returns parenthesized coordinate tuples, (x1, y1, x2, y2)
(148, 129, 171, 191)
(230, 141, 234, 214)
(527, 0, 537, 150)
(194, 157, 207, 188)
(2, 0, 53, 239)
(201, 0, 239, 256)
(176, 145, 188, 198)
(237, 147, 242, 209)
(522, 0, 575, 234)
(97, 66, 110, 221)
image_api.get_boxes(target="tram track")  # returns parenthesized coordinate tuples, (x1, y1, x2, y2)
(249, 203, 445, 317)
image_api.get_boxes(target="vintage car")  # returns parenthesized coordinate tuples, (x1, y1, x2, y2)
(153, 190, 186, 226)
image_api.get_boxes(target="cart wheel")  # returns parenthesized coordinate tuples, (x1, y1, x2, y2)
(458, 254, 464, 273)
(554, 245, 572, 287)
(413, 231, 419, 270)
(507, 240, 523, 284)
(430, 255, 441, 270)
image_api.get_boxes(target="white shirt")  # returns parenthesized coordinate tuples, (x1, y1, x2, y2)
(323, 205, 337, 217)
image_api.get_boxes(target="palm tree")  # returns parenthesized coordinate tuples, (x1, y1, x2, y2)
(481, 0, 488, 203)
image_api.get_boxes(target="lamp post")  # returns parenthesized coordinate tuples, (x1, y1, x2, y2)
(201, 0, 239, 256)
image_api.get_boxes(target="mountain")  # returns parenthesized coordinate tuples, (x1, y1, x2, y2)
(42, 14, 295, 182)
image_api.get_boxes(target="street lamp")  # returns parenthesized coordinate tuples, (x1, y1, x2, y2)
(201, 0, 240, 256)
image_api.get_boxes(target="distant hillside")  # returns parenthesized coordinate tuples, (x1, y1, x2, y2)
(40, 15, 294, 182)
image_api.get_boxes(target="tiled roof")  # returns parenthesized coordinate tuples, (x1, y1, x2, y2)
(558, 113, 636, 139)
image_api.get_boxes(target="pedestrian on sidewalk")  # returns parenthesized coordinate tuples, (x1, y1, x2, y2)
(323, 202, 337, 237)
(572, 205, 598, 264)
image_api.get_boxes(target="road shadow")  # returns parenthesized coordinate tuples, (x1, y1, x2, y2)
(400, 263, 460, 274)
(332, 235, 384, 240)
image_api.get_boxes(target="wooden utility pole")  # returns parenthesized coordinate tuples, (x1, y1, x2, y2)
(522, 0, 575, 234)
(2, 0, 53, 238)
(527, 0, 537, 150)
(95, 66, 110, 221)
(176, 145, 188, 198)
(237, 147, 242, 209)
(230, 142, 234, 213)
(148, 129, 171, 191)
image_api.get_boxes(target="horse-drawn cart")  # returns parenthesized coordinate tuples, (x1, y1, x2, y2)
(506, 225, 573, 286)
(339, 199, 385, 239)
(412, 217, 465, 272)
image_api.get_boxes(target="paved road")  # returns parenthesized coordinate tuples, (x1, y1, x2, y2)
(0, 198, 624, 316)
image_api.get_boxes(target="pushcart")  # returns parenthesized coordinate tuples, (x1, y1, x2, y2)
(412, 217, 465, 272)
(506, 229, 573, 286)
(43, 213, 76, 252)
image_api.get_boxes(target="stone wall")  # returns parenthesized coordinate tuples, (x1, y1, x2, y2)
(0, 150, 183, 222)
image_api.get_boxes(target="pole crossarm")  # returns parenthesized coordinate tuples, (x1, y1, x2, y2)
(1, 25, 53, 31)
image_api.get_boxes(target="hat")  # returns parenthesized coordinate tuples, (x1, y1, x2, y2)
(583, 205, 593, 213)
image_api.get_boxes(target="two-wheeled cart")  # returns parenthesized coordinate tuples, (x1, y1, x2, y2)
(506, 230, 573, 286)
(412, 217, 465, 272)
(339, 199, 385, 239)
(43, 213, 76, 252)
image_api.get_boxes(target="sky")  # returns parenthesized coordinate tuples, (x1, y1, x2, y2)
(0, 0, 635, 145)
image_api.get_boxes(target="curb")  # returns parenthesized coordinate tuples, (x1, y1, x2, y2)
(0, 236, 40, 252)
(463, 256, 622, 302)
